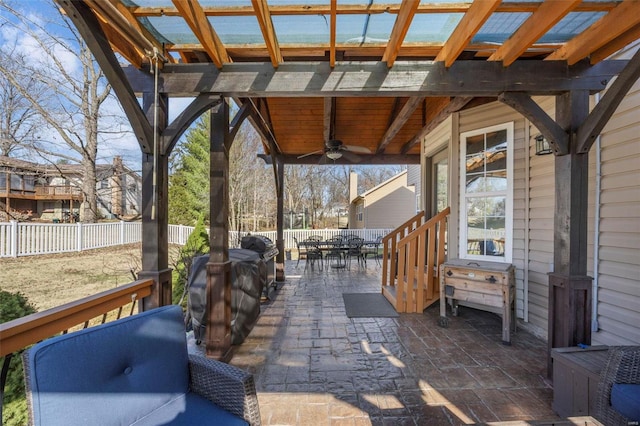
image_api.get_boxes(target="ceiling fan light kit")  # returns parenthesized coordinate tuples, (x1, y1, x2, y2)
(326, 151, 342, 160)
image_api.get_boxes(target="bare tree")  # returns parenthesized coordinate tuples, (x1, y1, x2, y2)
(0, 47, 42, 157)
(0, 0, 117, 222)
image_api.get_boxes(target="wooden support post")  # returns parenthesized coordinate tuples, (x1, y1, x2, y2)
(275, 157, 285, 282)
(206, 101, 232, 360)
(548, 90, 593, 376)
(139, 92, 172, 311)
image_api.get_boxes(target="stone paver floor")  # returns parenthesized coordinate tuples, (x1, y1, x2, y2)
(228, 261, 563, 425)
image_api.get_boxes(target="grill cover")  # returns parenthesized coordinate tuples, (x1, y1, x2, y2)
(187, 249, 265, 345)
(240, 235, 274, 253)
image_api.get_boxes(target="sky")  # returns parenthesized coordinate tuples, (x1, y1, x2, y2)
(0, 0, 197, 172)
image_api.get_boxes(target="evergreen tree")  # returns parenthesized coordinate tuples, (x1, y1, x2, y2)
(168, 115, 211, 226)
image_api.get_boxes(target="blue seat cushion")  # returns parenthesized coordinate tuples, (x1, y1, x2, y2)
(132, 393, 248, 426)
(26, 306, 191, 425)
(611, 383, 640, 421)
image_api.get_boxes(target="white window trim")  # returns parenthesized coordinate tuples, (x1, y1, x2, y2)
(458, 122, 514, 263)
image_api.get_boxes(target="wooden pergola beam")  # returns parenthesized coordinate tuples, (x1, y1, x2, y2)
(590, 23, 640, 65)
(128, 2, 620, 18)
(251, 0, 282, 68)
(323, 97, 335, 143)
(435, 0, 501, 68)
(329, 0, 336, 67)
(577, 46, 640, 153)
(171, 0, 230, 69)
(545, 1, 640, 65)
(281, 154, 419, 165)
(162, 93, 222, 155)
(489, 0, 581, 67)
(376, 96, 423, 154)
(125, 60, 627, 97)
(382, 0, 420, 68)
(58, 0, 153, 153)
(498, 92, 569, 155)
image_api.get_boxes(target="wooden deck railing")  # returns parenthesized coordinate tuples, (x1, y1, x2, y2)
(382, 207, 450, 313)
(0, 278, 155, 420)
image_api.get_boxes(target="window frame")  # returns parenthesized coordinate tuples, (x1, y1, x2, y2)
(458, 122, 514, 263)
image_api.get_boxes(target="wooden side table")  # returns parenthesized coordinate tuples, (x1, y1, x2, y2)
(439, 259, 516, 344)
(551, 346, 609, 417)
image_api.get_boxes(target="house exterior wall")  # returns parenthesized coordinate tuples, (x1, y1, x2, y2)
(349, 171, 416, 230)
(421, 43, 640, 344)
(591, 44, 640, 345)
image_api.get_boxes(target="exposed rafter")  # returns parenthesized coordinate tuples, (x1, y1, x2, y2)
(590, 23, 640, 64)
(545, 1, 640, 65)
(489, 0, 581, 66)
(251, 0, 282, 68)
(323, 97, 335, 143)
(401, 97, 472, 154)
(376, 96, 423, 154)
(329, 0, 336, 67)
(382, 0, 420, 68)
(435, 0, 501, 68)
(171, 0, 230, 68)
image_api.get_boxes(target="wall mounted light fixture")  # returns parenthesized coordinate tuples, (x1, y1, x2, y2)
(535, 134, 553, 155)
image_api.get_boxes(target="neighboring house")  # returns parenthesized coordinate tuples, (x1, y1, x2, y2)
(348, 169, 416, 229)
(419, 43, 640, 346)
(0, 156, 142, 222)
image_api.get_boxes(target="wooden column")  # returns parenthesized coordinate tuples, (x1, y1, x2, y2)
(548, 90, 593, 374)
(139, 92, 172, 311)
(206, 101, 232, 360)
(275, 157, 285, 282)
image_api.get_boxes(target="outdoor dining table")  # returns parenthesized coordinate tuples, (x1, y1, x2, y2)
(297, 239, 379, 269)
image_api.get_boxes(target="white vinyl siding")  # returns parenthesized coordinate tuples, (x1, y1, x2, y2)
(362, 172, 416, 229)
(592, 43, 640, 345)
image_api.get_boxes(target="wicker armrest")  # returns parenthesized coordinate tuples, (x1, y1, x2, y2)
(188, 354, 261, 425)
(596, 346, 640, 426)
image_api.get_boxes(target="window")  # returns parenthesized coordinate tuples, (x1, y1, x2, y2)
(459, 123, 513, 262)
(356, 204, 363, 222)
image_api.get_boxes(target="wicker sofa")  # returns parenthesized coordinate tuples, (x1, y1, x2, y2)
(23, 305, 261, 425)
(596, 346, 640, 425)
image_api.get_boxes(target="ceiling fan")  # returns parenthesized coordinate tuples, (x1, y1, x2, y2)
(297, 139, 371, 163)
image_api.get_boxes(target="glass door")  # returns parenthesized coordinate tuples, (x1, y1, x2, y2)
(432, 149, 448, 214)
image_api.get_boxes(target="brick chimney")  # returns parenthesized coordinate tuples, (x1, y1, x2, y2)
(349, 171, 358, 204)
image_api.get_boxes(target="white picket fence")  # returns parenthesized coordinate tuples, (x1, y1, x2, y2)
(0, 221, 391, 258)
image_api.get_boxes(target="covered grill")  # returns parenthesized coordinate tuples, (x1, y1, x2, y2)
(241, 235, 279, 298)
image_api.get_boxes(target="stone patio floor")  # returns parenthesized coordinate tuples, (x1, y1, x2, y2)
(227, 260, 576, 425)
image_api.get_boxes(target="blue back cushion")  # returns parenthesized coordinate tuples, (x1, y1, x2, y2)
(26, 305, 189, 425)
(611, 383, 640, 421)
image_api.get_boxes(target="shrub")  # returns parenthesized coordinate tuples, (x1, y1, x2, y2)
(0, 289, 37, 426)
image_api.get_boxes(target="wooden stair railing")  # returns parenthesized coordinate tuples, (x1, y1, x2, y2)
(381, 211, 425, 289)
(382, 207, 450, 313)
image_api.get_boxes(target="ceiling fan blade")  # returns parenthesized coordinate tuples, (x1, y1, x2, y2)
(297, 149, 324, 159)
(318, 154, 329, 165)
(341, 150, 362, 163)
(343, 144, 372, 154)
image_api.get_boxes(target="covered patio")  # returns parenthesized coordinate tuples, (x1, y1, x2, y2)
(230, 261, 571, 425)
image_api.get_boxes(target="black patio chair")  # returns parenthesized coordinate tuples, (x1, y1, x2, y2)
(324, 236, 345, 268)
(303, 239, 323, 271)
(344, 237, 364, 269)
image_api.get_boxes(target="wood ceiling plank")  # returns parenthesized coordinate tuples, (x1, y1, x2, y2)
(171, 0, 230, 68)
(545, 0, 640, 65)
(251, 0, 283, 67)
(489, 0, 582, 66)
(382, 0, 420, 68)
(435, 0, 502, 68)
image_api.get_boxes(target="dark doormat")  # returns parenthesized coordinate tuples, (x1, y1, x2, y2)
(342, 293, 399, 318)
